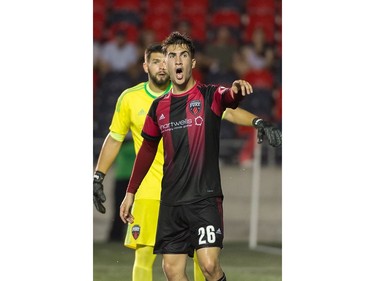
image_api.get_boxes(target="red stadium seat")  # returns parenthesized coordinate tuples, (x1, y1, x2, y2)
(143, 13, 173, 41)
(112, 0, 141, 12)
(243, 14, 275, 43)
(177, 0, 209, 16)
(246, 0, 275, 15)
(93, 9, 106, 24)
(145, 0, 174, 14)
(93, 0, 109, 10)
(242, 69, 274, 89)
(211, 9, 242, 28)
(93, 22, 106, 41)
(175, 15, 207, 42)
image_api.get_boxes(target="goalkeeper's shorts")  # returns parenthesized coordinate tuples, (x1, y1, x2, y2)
(124, 199, 160, 249)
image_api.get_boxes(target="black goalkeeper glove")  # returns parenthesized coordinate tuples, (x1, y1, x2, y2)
(93, 171, 106, 214)
(252, 118, 282, 147)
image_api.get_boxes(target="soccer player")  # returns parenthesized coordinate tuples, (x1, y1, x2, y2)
(119, 32, 278, 281)
(95, 43, 281, 281)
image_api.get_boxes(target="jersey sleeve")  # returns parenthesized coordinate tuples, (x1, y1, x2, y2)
(141, 101, 162, 141)
(109, 91, 131, 136)
(210, 85, 240, 116)
(218, 86, 243, 109)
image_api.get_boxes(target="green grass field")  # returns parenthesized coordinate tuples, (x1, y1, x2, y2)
(94, 241, 282, 281)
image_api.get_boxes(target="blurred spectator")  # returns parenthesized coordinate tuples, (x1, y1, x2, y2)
(233, 26, 274, 77)
(203, 26, 238, 75)
(98, 29, 138, 76)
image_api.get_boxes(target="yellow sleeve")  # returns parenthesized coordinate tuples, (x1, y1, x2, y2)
(109, 90, 131, 136)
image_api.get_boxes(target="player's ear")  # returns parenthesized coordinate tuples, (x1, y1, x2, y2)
(143, 62, 148, 73)
(192, 58, 196, 69)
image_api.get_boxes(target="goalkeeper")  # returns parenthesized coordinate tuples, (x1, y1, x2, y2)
(94, 43, 281, 281)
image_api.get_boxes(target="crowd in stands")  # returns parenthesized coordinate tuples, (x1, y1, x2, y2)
(93, 0, 282, 166)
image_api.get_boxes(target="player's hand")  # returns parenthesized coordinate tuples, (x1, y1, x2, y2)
(231, 80, 253, 96)
(93, 171, 106, 214)
(253, 118, 282, 147)
(120, 192, 135, 224)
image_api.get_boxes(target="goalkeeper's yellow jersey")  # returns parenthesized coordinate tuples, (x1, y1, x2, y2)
(109, 81, 172, 200)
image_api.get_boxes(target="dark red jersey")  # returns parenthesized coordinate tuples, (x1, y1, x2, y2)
(141, 81, 241, 206)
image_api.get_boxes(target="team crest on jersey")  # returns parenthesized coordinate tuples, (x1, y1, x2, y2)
(132, 225, 140, 239)
(189, 100, 201, 116)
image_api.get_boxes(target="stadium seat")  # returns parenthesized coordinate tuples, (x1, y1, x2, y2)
(211, 9, 242, 28)
(246, 0, 275, 16)
(94, 21, 106, 41)
(112, 0, 141, 12)
(94, 0, 109, 11)
(145, 0, 175, 14)
(243, 14, 275, 43)
(177, 0, 209, 16)
(143, 13, 173, 41)
(175, 15, 208, 42)
(242, 69, 274, 89)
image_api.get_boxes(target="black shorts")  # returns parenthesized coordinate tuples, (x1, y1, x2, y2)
(154, 197, 224, 257)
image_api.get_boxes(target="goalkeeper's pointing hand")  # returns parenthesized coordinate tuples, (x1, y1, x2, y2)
(253, 118, 282, 147)
(93, 171, 106, 214)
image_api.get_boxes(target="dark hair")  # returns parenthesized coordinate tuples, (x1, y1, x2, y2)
(144, 43, 163, 62)
(161, 31, 195, 58)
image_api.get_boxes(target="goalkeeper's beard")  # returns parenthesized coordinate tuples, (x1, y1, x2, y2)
(149, 72, 170, 87)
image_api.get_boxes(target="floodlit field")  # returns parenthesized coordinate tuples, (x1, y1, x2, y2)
(94, 241, 282, 281)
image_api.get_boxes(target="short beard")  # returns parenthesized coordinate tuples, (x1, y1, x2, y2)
(149, 73, 170, 87)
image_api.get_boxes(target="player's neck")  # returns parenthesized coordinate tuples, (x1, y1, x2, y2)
(172, 78, 195, 95)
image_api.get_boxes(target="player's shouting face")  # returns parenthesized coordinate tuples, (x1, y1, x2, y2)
(165, 44, 196, 87)
(144, 52, 169, 87)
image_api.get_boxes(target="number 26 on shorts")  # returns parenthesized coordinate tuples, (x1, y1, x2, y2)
(198, 225, 216, 245)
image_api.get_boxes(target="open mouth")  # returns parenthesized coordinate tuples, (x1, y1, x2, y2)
(176, 67, 183, 80)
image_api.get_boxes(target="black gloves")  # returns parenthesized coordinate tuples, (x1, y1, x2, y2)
(252, 118, 282, 147)
(93, 171, 106, 214)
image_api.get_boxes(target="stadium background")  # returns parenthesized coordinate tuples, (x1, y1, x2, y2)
(93, 0, 282, 247)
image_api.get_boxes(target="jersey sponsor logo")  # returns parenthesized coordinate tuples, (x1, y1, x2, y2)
(132, 225, 140, 239)
(194, 116, 203, 126)
(189, 100, 201, 115)
(159, 118, 193, 132)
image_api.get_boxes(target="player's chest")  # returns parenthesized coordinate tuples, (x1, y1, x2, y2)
(156, 95, 206, 134)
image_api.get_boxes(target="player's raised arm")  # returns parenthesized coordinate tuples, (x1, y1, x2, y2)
(223, 108, 282, 147)
(223, 107, 258, 126)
